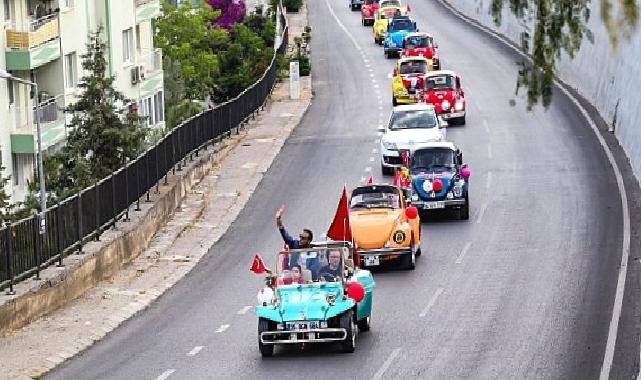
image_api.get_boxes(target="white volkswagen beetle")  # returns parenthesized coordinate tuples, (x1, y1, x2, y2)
(380, 104, 448, 175)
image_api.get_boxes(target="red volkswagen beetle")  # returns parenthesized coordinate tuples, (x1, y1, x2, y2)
(361, 0, 380, 26)
(401, 32, 441, 70)
(419, 70, 466, 125)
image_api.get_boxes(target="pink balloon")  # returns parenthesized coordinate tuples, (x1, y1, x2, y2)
(460, 167, 471, 180)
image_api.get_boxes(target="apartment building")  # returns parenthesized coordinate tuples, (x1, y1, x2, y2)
(1, 0, 165, 204)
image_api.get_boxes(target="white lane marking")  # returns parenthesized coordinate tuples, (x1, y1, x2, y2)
(372, 347, 402, 380)
(435, 3, 631, 378)
(487, 144, 493, 158)
(372, 148, 379, 154)
(371, 79, 376, 84)
(378, 106, 383, 111)
(215, 324, 230, 333)
(374, 84, 379, 89)
(476, 202, 488, 224)
(323, 0, 361, 51)
(365, 167, 372, 172)
(419, 288, 444, 317)
(475, 100, 483, 111)
(369, 157, 375, 162)
(387, 73, 393, 79)
(455, 242, 472, 264)
(486, 171, 492, 189)
(483, 119, 490, 133)
(361, 176, 367, 182)
(370, 73, 375, 78)
(237, 306, 252, 315)
(187, 346, 203, 357)
(155, 369, 176, 380)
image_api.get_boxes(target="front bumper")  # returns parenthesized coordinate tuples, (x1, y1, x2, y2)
(260, 328, 347, 344)
(384, 46, 402, 54)
(358, 247, 412, 267)
(412, 198, 466, 210)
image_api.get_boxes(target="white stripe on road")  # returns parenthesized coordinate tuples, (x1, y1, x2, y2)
(155, 369, 175, 380)
(372, 347, 402, 380)
(372, 148, 378, 154)
(369, 157, 375, 162)
(237, 306, 252, 315)
(419, 288, 444, 317)
(486, 171, 492, 189)
(187, 346, 203, 357)
(476, 202, 488, 224)
(365, 167, 372, 172)
(455, 242, 472, 264)
(215, 324, 230, 333)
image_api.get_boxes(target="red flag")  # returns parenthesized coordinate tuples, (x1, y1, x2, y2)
(393, 169, 401, 187)
(406, 3, 411, 12)
(366, 175, 373, 185)
(327, 187, 352, 242)
(250, 253, 267, 274)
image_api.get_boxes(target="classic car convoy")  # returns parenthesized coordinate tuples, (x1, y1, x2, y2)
(253, 0, 477, 357)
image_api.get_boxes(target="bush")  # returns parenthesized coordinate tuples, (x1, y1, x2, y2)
(290, 36, 311, 76)
(283, 0, 303, 12)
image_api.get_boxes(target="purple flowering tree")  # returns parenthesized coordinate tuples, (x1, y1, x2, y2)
(207, 0, 247, 29)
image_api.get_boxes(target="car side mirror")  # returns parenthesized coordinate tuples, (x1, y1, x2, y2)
(378, 125, 386, 132)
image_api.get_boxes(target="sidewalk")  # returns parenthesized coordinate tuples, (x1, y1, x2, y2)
(0, 6, 311, 380)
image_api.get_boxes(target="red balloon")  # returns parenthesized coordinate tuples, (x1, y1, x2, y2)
(345, 281, 365, 303)
(433, 179, 443, 192)
(405, 206, 418, 219)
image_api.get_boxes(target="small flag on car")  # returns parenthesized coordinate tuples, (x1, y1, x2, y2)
(366, 175, 374, 185)
(250, 253, 267, 274)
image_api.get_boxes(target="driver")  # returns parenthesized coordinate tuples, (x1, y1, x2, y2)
(318, 249, 343, 281)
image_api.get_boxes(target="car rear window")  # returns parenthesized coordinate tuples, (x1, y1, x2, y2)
(389, 109, 437, 130)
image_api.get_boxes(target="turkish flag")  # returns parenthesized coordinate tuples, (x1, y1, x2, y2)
(393, 169, 401, 187)
(406, 3, 411, 12)
(366, 175, 373, 185)
(327, 187, 352, 242)
(250, 253, 267, 274)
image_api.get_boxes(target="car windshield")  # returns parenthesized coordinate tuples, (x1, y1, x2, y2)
(381, 0, 400, 7)
(389, 109, 437, 130)
(390, 19, 413, 31)
(381, 8, 399, 18)
(426, 75, 455, 90)
(405, 36, 431, 48)
(411, 148, 455, 169)
(399, 60, 427, 74)
(350, 186, 401, 209)
(277, 248, 345, 283)
(365, 0, 380, 4)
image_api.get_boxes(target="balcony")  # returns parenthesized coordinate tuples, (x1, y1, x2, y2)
(137, 48, 164, 98)
(135, 0, 160, 23)
(5, 14, 61, 71)
(10, 94, 66, 154)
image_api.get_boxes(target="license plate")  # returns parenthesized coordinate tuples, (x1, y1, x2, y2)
(424, 201, 445, 209)
(364, 255, 380, 266)
(286, 321, 320, 331)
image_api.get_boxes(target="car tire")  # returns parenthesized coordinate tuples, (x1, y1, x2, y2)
(362, 19, 365, 26)
(459, 196, 470, 220)
(381, 164, 393, 176)
(457, 115, 466, 125)
(258, 318, 275, 357)
(392, 97, 398, 107)
(357, 314, 371, 332)
(340, 311, 356, 353)
(404, 238, 416, 270)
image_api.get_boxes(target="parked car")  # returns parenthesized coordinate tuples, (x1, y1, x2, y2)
(391, 57, 432, 106)
(418, 70, 466, 125)
(380, 104, 447, 175)
(256, 247, 375, 356)
(383, 15, 417, 58)
(350, 184, 422, 270)
(401, 32, 441, 70)
(407, 142, 471, 219)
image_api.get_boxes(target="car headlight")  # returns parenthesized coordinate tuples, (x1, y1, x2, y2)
(442, 100, 451, 111)
(455, 101, 464, 111)
(446, 191, 454, 199)
(382, 140, 397, 150)
(392, 230, 406, 244)
(453, 181, 465, 197)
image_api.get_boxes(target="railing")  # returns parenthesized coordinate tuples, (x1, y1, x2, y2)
(33, 95, 65, 125)
(0, 11, 289, 292)
(5, 13, 59, 50)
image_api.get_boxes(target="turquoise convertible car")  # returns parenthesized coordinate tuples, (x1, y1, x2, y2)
(255, 245, 375, 356)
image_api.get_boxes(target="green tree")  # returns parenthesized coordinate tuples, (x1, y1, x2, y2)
(55, 27, 147, 195)
(162, 57, 204, 130)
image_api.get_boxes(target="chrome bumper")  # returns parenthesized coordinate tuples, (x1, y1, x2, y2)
(260, 328, 347, 344)
(413, 198, 466, 207)
(358, 247, 412, 256)
(440, 111, 465, 119)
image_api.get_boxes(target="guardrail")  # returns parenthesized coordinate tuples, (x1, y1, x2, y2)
(0, 11, 289, 292)
(5, 13, 59, 50)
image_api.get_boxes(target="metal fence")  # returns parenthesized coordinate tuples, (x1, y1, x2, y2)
(0, 13, 289, 292)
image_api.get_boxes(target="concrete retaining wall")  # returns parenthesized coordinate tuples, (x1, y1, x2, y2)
(444, 0, 641, 182)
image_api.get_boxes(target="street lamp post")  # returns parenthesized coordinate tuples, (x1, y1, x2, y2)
(0, 68, 47, 234)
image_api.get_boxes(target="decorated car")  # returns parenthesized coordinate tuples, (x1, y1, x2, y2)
(407, 142, 471, 219)
(418, 70, 466, 124)
(373, 6, 403, 45)
(350, 184, 421, 270)
(383, 16, 417, 59)
(255, 246, 375, 357)
(401, 32, 441, 70)
(380, 104, 447, 175)
(391, 57, 432, 106)
(360, 0, 380, 26)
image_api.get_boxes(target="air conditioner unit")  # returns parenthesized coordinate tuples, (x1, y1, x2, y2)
(138, 64, 146, 81)
(131, 66, 141, 84)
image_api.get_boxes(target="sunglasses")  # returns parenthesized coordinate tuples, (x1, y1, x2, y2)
(299, 234, 310, 240)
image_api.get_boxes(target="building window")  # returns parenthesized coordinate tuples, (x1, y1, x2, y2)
(122, 28, 133, 63)
(7, 81, 14, 106)
(3, 0, 12, 22)
(154, 91, 165, 123)
(11, 154, 21, 186)
(61, 0, 73, 9)
(135, 24, 141, 50)
(64, 52, 77, 89)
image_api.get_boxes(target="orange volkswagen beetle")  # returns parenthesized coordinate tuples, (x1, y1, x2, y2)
(349, 184, 421, 270)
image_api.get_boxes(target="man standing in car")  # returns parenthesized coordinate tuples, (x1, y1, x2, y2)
(275, 206, 315, 270)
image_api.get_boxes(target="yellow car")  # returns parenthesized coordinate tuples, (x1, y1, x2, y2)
(350, 184, 421, 270)
(373, 6, 403, 45)
(391, 57, 432, 106)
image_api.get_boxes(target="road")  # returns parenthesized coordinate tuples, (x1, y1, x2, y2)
(47, 0, 632, 379)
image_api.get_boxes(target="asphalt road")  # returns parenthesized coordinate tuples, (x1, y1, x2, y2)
(47, 0, 635, 379)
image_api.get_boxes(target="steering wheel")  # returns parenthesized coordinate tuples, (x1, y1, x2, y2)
(320, 273, 337, 282)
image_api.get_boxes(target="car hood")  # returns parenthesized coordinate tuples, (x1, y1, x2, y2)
(383, 128, 443, 148)
(411, 168, 455, 199)
(274, 283, 353, 321)
(387, 30, 414, 45)
(351, 208, 402, 248)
